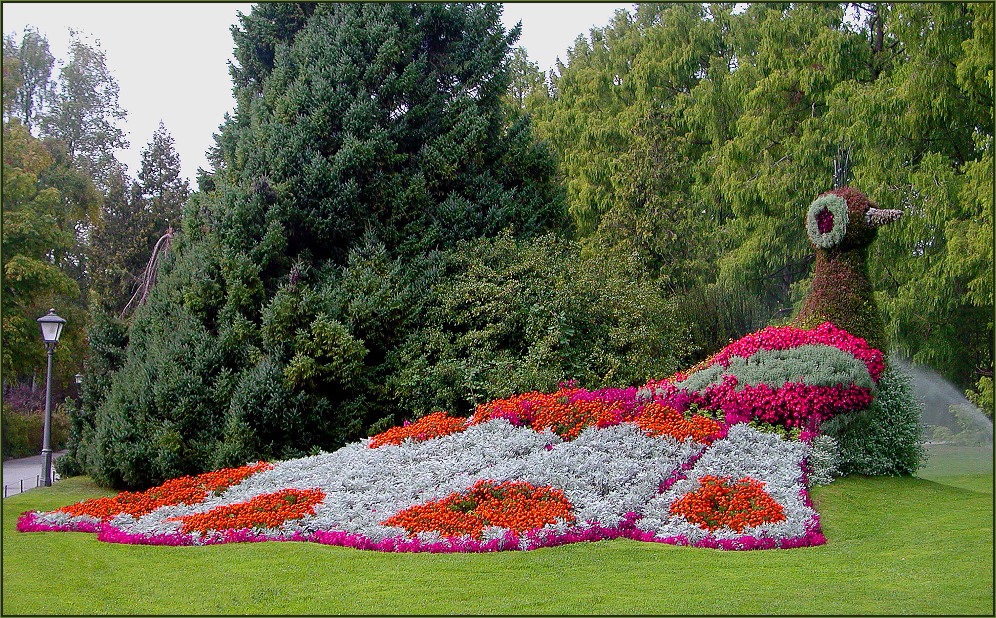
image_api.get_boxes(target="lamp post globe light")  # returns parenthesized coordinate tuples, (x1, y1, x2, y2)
(37, 308, 66, 487)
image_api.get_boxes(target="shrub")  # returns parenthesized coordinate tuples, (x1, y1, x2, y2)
(391, 233, 690, 418)
(214, 357, 309, 467)
(2, 400, 70, 461)
(82, 275, 227, 489)
(821, 363, 926, 476)
(53, 448, 84, 478)
(61, 311, 129, 478)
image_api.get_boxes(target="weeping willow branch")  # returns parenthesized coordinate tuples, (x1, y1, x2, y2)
(833, 144, 851, 189)
(120, 227, 174, 320)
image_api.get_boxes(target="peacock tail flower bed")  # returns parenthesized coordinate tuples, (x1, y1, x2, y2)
(17, 421, 822, 552)
(20, 322, 879, 552)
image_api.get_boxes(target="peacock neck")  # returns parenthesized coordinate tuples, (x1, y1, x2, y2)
(795, 245, 888, 352)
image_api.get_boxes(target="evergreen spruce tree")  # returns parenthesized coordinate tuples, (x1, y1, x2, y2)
(213, 2, 565, 272)
(135, 121, 189, 235)
(80, 2, 568, 488)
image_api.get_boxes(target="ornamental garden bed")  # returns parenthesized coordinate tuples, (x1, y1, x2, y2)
(19, 322, 883, 553)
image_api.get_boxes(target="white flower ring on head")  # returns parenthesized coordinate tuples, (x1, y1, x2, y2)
(806, 194, 849, 249)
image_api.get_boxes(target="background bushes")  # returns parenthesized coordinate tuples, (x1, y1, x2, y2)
(391, 232, 691, 418)
(2, 401, 70, 461)
(57, 2, 985, 489)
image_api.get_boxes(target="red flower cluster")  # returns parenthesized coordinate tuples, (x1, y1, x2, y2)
(670, 475, 786, 532)
(369, 411, 469, 448)
(633, 403, 722, 444)
(382, 480, 576, 539)
(57, 462, 273, 521)
(470, 386, 630, 440)
(169, 488, 325, 534)
(649, 375, 874, 428)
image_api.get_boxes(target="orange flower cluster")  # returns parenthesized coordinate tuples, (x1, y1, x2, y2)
(633, 403, 722, 444)
(369, 411, 469, 448)
(382, 480, 576, 539)
(57, 462, 273, 521)
(670, 475, 786, 532)
(470, 387, 628, 440)
(170, 488, 325, 534)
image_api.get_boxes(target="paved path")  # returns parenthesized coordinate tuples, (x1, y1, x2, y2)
(2, 451, 66, 498)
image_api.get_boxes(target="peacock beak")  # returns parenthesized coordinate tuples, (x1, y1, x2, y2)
(865, 207, 903, 227)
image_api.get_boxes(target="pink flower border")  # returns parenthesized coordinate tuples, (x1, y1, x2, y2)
(18, 493, 826, 553)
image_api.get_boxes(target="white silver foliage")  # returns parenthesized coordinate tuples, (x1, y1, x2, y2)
(39, 419, 815, 550)
(637, 424, 815, 544)
(806, 434, 841, 486)
(677, 344, 874, 392)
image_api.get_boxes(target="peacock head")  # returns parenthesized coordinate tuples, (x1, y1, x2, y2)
(805, 187, 902, 252)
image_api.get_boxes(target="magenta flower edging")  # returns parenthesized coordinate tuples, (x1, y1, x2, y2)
(16, 511, 104, 534)
(28, 507, 824, 553)
(658, 452, 705, 493)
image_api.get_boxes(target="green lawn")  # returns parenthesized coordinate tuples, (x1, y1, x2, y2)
(2, 446, 992, 615)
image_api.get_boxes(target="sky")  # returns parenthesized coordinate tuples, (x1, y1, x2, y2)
(2, 2, 633, 185)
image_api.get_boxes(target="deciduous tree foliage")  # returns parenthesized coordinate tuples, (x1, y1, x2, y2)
(2, 26, 55, 132)
(41, 30, 128, 191)
(3, 27, 188, 423)
(1, 121, 81, 384)
(505, 46, 547, 110)
(528, 2, 993, 393)
(1, 30, 99, 400)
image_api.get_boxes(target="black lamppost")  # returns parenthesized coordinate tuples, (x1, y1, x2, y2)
(74, 372, 84, 404)
(37, 309, 66, 487)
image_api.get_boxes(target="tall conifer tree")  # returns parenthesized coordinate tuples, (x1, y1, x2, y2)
(76, 2, 567, 488)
